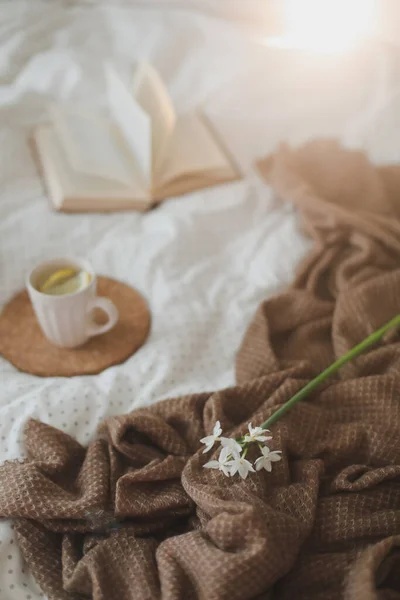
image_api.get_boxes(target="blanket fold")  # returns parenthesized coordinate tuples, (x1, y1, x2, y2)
(2, 140, 400, 599)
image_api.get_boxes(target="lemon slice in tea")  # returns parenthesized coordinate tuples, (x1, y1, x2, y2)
(41, 269, 91, 296)
(40, 268, 77, 293)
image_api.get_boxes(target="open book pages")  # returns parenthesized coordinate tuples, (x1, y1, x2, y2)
(32, 62, 240, 212)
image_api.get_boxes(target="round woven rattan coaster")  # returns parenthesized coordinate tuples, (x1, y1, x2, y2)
(0, 277, 151, 377)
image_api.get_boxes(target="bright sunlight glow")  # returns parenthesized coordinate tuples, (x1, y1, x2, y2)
(270, 0, 376, 54)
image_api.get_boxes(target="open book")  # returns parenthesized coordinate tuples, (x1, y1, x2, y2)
(32, 63, 240, 212)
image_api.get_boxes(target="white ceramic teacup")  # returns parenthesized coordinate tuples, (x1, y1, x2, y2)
(27, 257, 119, 348)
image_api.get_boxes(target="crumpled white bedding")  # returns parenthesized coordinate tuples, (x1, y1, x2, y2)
(2, 1, 400, 598)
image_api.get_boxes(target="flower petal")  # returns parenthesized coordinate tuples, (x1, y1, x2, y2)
(200, 436, 216, 453)
(204, 460, 220, 469)
(220, 437, 242, 454)
(220, 464, 231, 476)
(246, 460, 255, 473)
(251, 426, 262, 435)
(270, 453, 282, 462)
(200, 435, 214, 444)
(213, 420, 222, 437)
(219, 446, 231, 463)
(238, 462, 248, 479)
(229, 462, 238, 476)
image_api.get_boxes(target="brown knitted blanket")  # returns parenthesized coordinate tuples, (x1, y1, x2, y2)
(1, 140, 400, 600)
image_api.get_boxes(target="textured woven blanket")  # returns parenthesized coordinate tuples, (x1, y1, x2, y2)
(1, 140, 400, 599)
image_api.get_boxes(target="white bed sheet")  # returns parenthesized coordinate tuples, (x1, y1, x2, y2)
(2, 2, 400, 598)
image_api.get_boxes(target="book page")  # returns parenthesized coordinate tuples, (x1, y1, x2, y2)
(35, 126, 151, 208)
(105, 64, 152, 187)
(50, 105, 137, 187)
(156, 113, 231, 187)
(133, 62, 176, 174)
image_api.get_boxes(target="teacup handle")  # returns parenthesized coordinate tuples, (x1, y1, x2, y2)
(86, 297, 119, 338)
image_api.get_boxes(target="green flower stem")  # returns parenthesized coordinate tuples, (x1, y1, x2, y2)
(261, 314, 400, 430)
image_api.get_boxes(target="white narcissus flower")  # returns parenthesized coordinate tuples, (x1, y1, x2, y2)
(200, 421, 223, 453)
(220, 437, 242, 454)
(227, 455, 255, 480)
(255, 446, 282, 472)
(244, 423, 272, 444)
(204, 447, 232, 476)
